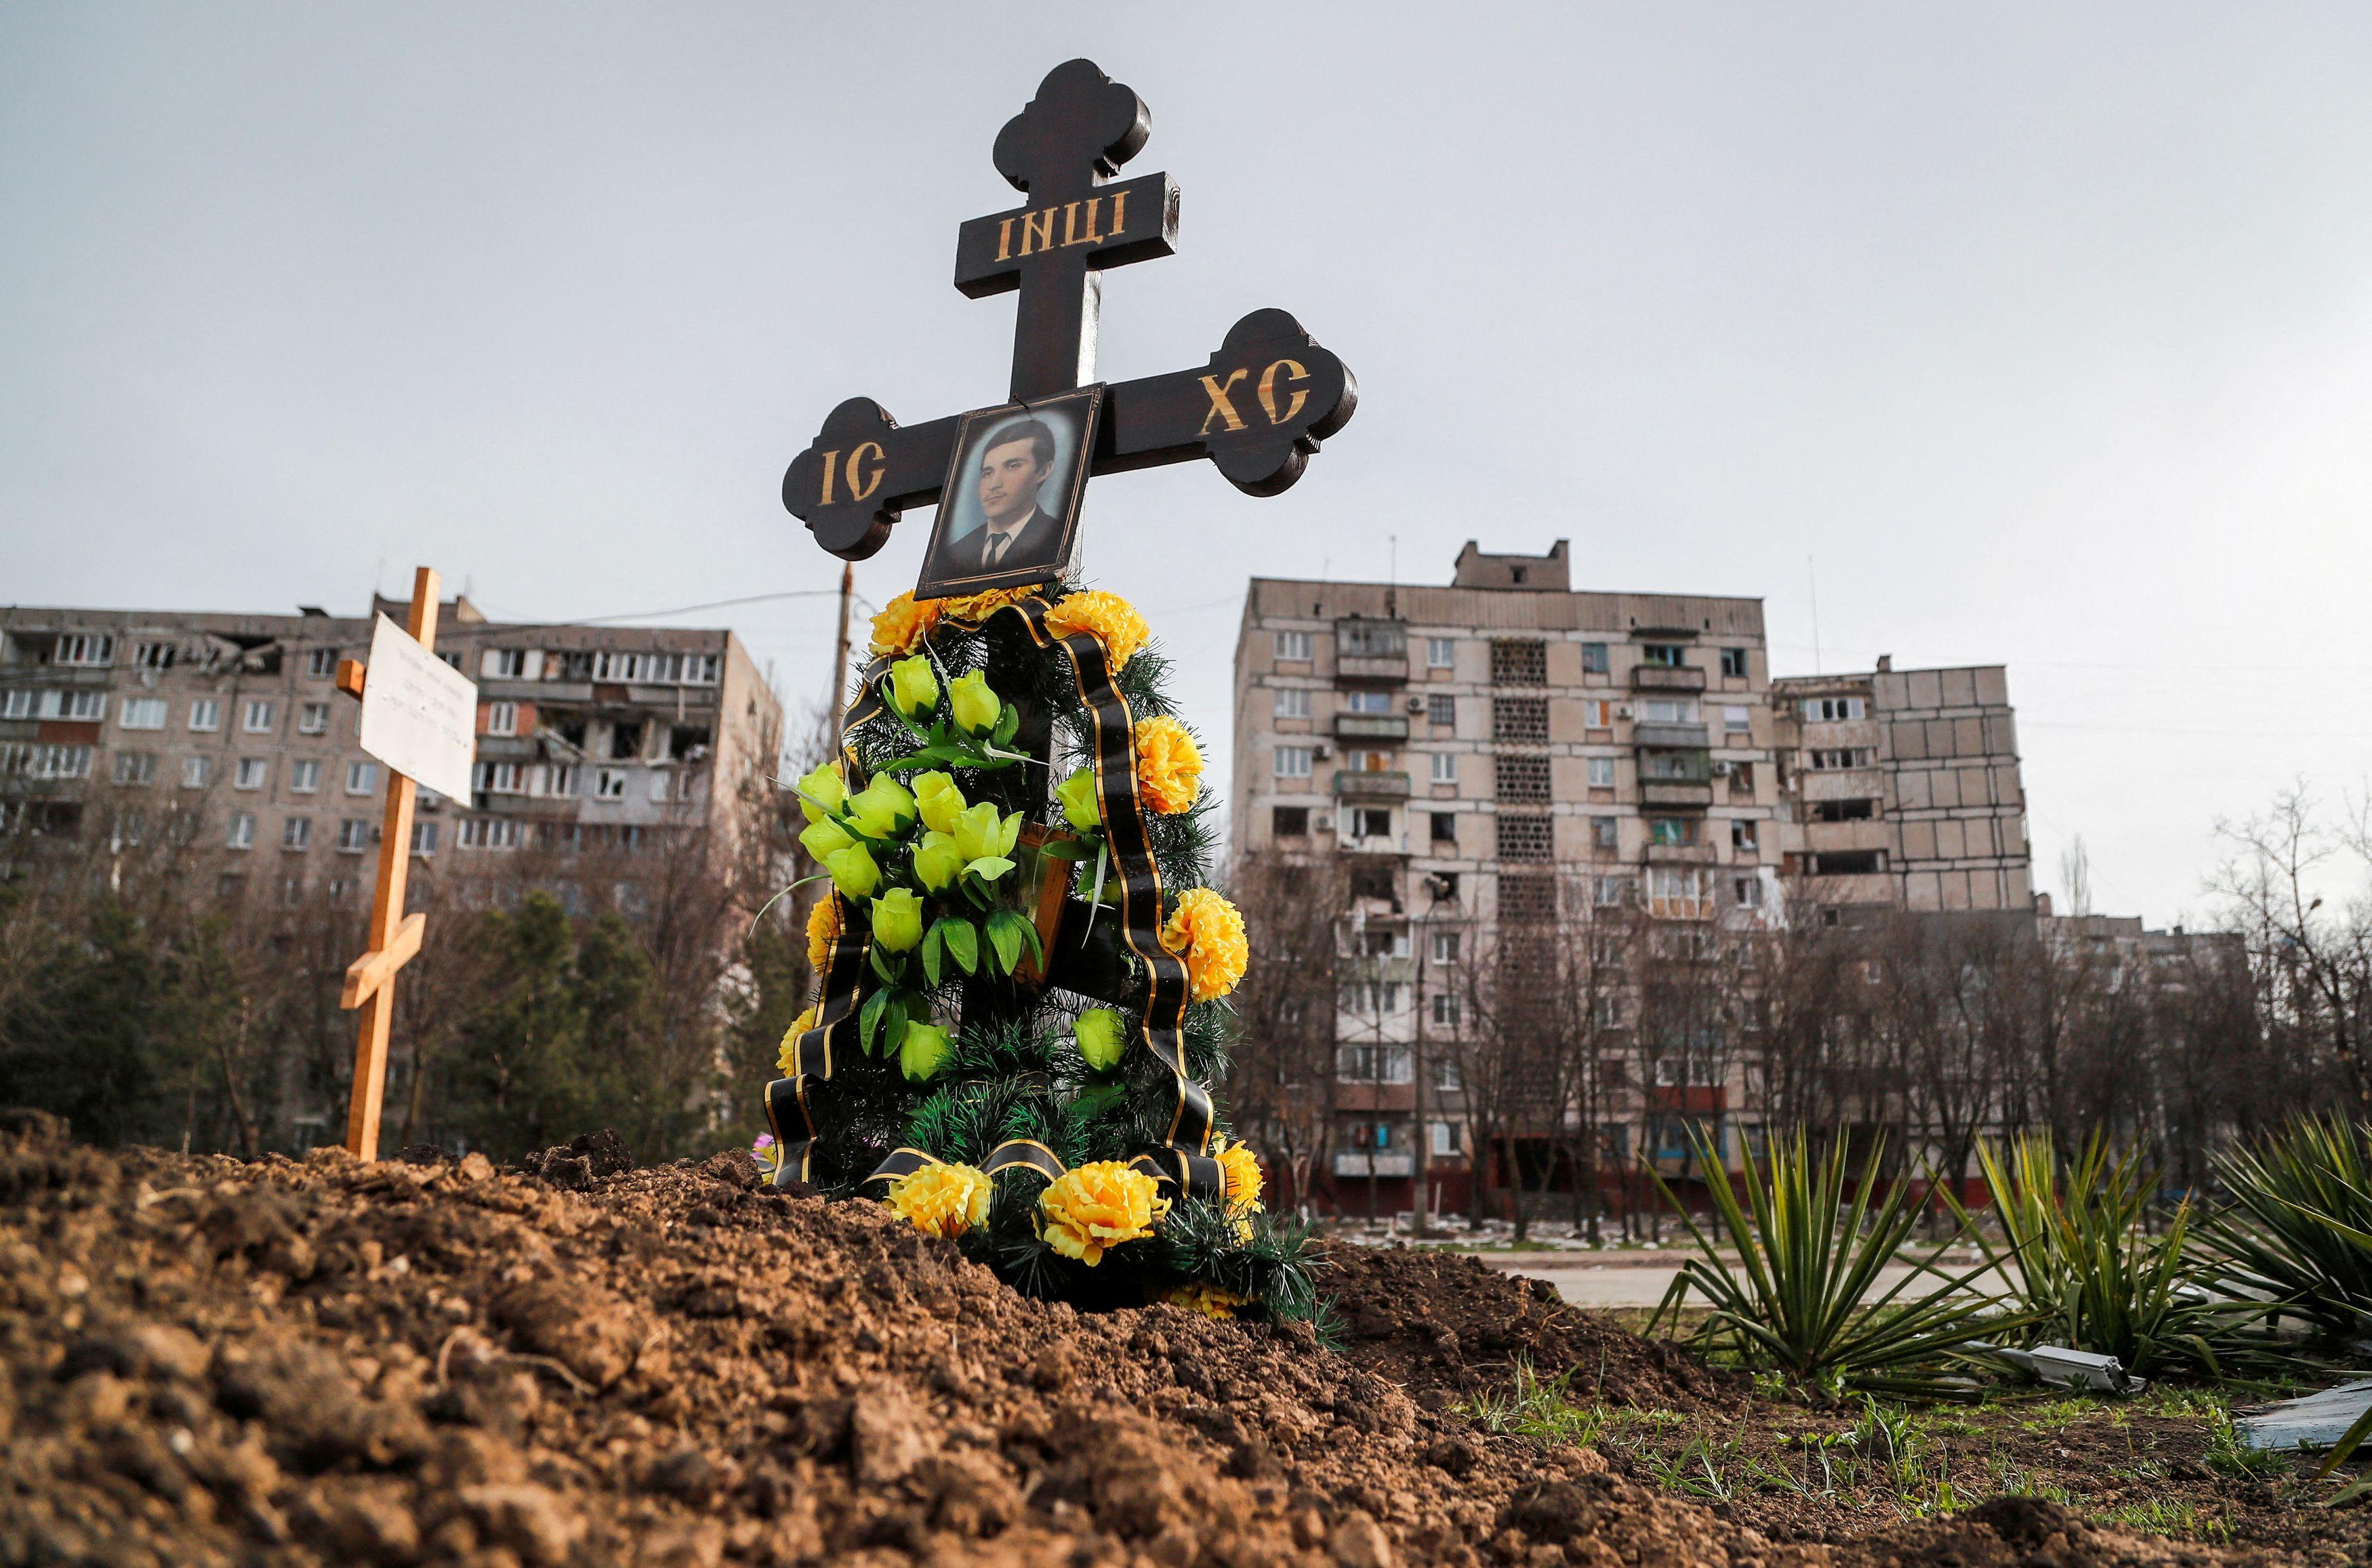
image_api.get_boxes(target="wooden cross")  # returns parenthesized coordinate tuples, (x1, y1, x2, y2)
(332, 567, 441, 1161)
(783, 58, 1357, 564)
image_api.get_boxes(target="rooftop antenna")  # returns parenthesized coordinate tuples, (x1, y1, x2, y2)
(1389, 533, 1397, 585)
(1807, 555, 1822, 674)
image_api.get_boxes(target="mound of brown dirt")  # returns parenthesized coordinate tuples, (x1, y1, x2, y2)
(1316, 1244, 1745, 1414)
(0, 1121, 2230, 1567)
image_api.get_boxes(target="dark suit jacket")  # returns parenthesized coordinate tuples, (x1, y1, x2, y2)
(947, 506, 1063, 578)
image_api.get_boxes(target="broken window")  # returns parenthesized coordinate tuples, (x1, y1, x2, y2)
(1337, 619, 1407, 658)
(1815, 798, 1877, 821)
(1271, 806, 1309, 837)
(1807, 850, 1886, 876)
(1721, 647, 1748, 678)
(1639, 643, 1685, 668)
(1351, 807, 1392, 839)
(610, 721, 644, 760)
(670, 724, 711, 760)
(1348, 864, 1395, 903)
(1431, 811, 1456, 844)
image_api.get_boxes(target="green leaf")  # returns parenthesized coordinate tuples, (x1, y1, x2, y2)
(939, 918, 979, 974)
(1040, 838, 1099, 861)
(858, 988, 888, 1056)
(883, 991, 909, 1056)
(992, 700, 1021, 747)
(965, 856, 1016, 884)
(878, 747, 964, 775)
(870, 943, 899, 987)
(920, 923, 945, 989)
(985, 909, 1026, 975)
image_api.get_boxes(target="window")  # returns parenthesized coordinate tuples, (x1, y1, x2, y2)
(411, 822, 438, 855)
(1273, 745, 1312, 780)
(290, 760, 322, 793)
(1648, 817, 1695, 846)
(282, 817, 311, 850)
(594, 650, 690, 683)
(188, 699, 221, 732)
(234, 758, 268, 790)
(346, 761, 377, 796)
(1429, 751, 1457, 785)
(1349, 864, 1395, 902)
(1431, 1121, 1460, 1156)
(1351, 807, 1392, 839)
(54, 634, 113, 667)
(299, 701, 331, 735)
(1580, 642, 1609, 676)
(1720, 647, 1748, 678)
(226, 812, 255, 850)
(1581, 699, 1613, 729)
(9, 689, 107, 720)
(595, 768, 628, 800)
(0, 743, 91, 779)
(1814, 798, 1877, 822)
(241, 700, 276, 733)
(1591, 815, 1618, 850)
(1429, 930, 1461, 964)
(1594, 874, 1630, 907)
(181, 756, 212, 788)
(1723, 705, 1750, 733)
(119, 698, 166, 730)
(477, 762, 526, 795)
(1731, 819, 1758, 850)
(1807, 849, 1887, 876)
(134, 641, 176, 670)
(0, 692, 25, 720)
(459, 817, 523, 850)
(1595, 994, 1623, 1028)
(1271, 806, 1309, 837)
(1496, 812, 1552, 862)
(338, 819, 372, 853)
(1426, 637, 1456, 669)
(1494, 751, 1550, 802)
(649, 771, 672, 802)
(1734, 876, 1763, 907)
(1649, 867, 1712, 920)
(609, 720, 643, 760)
(685, 652, 720, 685)
(544, 764, 579, 798)
(307, 647, 339, 678)
(1587, 757, 1616, 789)
(1346, 689, 1394, 714)
(1489, 640, 1547, 686)
(486, 701, 518, 737)
(1491, 697, 1548, 745)
(1640, 643, 1685, 667)
(1275, 630, 1313, 662)
(1430, 810, 1456, 844)
(1800, 696, 1866, 722)
(1727, 761, 1755, 796)
(483, 648, 527, 679)
(1336, 1047, 1411, 1085)
(1431, 993, 1461, 1027)
(1337, 619, 1406, 658)
(110, 752, 156, 785)
(1805, 747, 1875, 770)
(1273, 686, 1309, 718)
(1426, 693, 1455, 726)
(1641, 751, 1701, 781)
(1641, 699, 1697, 724)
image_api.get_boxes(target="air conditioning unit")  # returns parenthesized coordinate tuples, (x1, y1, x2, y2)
(1406, 696, 1425, 713)
(1313, 742, 1332, 759)
(1711, 760, 1734, 777)
(1315, 814, 1334, 832)
(1617, 705, 1635, 719)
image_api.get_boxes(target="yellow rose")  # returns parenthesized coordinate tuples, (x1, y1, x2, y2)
(888, 655, 939, 722)
(846, 774, 916, 838)
(798, 816, 855, 865)
(825, 843, 882, 899)
(912, 770, 966, 835)
(1039, 1159, 1168, 1266)
(1132, 716, 1203, 815)
(1164, 1282, 1249, 1321)
(935, 586, 1035, 624)
(871, 887, 924, 953)
(806, 895, 842, 972)
(775, 1004, 821, 1073)
(953, 801, 1021, 865)
(1043, 590, 1150, 672)
(899, 1022, 952, 1083)
(869, 592, 941, 657)
(1054, 767, 1101, 831)
(1213, 1134, 1265, 1214)
(1160, 887, 1248, 1004)
(888, 1161, 991, 1239)
(795, 760, 845, 825)
(948, 670, 1001, 736)
(1073, 1008, 1126, 1073)
(912, 829, 964, 892)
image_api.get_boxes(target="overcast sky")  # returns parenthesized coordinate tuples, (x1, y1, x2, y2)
(5, 5, 2368, 925)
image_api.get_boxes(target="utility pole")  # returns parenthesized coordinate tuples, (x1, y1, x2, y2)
(828, 562, 854, 754)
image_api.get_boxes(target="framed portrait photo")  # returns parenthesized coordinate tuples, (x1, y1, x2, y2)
(914, 386, 1102, 602)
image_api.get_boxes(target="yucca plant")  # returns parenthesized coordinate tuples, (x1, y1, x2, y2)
(1948, 1131, 2285, 1380)
(2205, 1114, 2372, 1340)
(1647, 1127, 2020, 1399)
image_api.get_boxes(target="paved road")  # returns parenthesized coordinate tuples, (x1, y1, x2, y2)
(1473, 1252, 2013, 1308)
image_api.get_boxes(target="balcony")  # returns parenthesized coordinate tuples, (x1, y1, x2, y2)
(1633, 722, 1709, 749)
(1631, 665, 1706, 693)
(1642, 842, 1718, 865)
(1336, 653, 1410, 684)
(1333, 1151, 1415, 1178)
(1641, 781, 1715, 809)
(1332, 713, 1410, 742)
(1334, 769, 1411, 800)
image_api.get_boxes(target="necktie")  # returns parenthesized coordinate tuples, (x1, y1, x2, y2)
(989, 533, 1008, 567)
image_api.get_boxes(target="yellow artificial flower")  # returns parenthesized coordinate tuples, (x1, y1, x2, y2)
(1132, 716, 1203, 815)
(825, 844, 882, 900)
(1212, 1134, 1265, 1214)
(1038, 1160, 1168, 1266)
(1043, 590, 1151, 672)
(795, 760, 845, 825)
(948, 670, 1001, 735)
(912, 829, 964, 892)
(888, 1161, 992, 1239)
(935, 585, 1035, 625)
(888, 656, 939, 722)
(1164, 1282, 1250, 1321)
(775, 1004, 821, 1073)
(871, 887, 924, 952)
(806, 896, 843, 972)
(1073, 1008, 1126, 1072)
(912, 770, 966, 835)
(846, 774, 917, 838)
(869, 592, 941, 658)
(1054, 767, 1101, 831)
(799, 816, 855, 865)
(899, 1022, 952, 1083)
(1160, 887, 1249, 1004)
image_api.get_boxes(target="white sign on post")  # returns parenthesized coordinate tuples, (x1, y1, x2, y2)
(358, 613, 478, 802)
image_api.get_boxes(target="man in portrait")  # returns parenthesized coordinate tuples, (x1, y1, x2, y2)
(947, 417, 1062, 575)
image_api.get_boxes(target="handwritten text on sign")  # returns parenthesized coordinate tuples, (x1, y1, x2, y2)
(357, 614, 477, 802)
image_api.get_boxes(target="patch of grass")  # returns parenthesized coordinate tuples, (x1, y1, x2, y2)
(1458, 1358, 1608, 1446)
(2203, 1407, 2288, 1480)
(2100, 1497, 2234, 1542)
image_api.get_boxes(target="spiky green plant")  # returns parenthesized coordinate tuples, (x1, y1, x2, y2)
(2205, 1115, 2372, 1340)
(1647, 1127, 2018, 1398)
(1947, 1132, 2285, 1380)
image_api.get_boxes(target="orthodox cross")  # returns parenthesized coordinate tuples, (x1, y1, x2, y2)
(783, 58, 1356, 566)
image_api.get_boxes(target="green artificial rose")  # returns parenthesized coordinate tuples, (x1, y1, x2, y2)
(846, 773, 916, 839)
(913, 829, 964, 892)
(823, 843, 881, 899)
(953, 801, 1022, 865)
(888, 655, 939, 722)
(1073, 1008, 1127, 1073)
(798, 816, 855, 864)
(870, 887, 924, 952)
(899, 1022, 952, 1084)
(948, 670, 1000, 736)
(1054, 767, 1101, 831)
(796, 760, 846, 825)
(912, 770, 966, 835)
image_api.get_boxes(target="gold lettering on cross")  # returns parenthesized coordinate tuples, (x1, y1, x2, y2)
(1108, 188, 1130, 236)
(1257, 359, 1310, 426)
(1198, 369, 1250, 436)
(1062, 197, 1103, 247)
(846, 441, 886, 502)
(1020, 208, 1056, 256)
(996, 217, 1015, 263)
(817, 449, 840, 505)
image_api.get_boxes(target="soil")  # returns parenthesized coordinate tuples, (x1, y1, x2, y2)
(0, 1115, 2329, 1567)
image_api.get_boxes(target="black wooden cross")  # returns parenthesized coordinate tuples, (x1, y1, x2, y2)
(783, 58, 1356, 565)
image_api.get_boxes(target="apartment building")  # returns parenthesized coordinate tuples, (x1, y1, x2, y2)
(0, 596, 780, 911)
